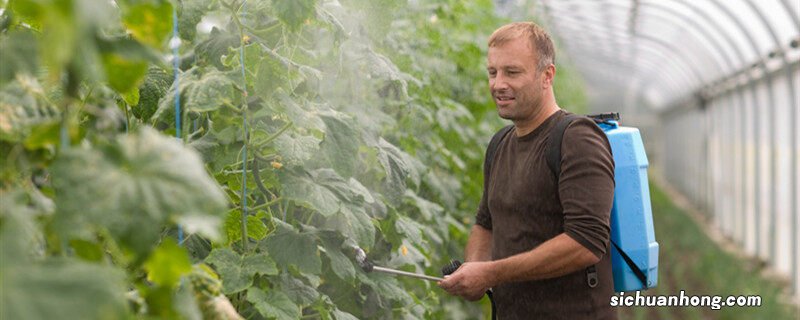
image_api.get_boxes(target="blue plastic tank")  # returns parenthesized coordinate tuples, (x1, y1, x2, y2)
(598, 120, 659, 292)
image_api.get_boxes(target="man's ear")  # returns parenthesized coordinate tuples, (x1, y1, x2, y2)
(542, 64, 555, 88)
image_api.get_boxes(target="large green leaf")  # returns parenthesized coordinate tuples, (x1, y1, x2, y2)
(0, 259, 129, 320)
(277, 273, 319, 305)
(272, 0, 318, 31)
(0, 30, 38, 84)
(317, 230, 356, 282)
(224, 209, 271, 245)
(144, 239, 193, 288)
(279, 169, 340, 217)
(205, 248, 278, 294)
(274, 92, 325, 132)
(273, 132, 321, 167)
(403, 189, 443, 221)
(318, 111, 360, 178)
(324, 204, 375, 249)
(52, 127, 227, 255)
(177, 0, 209, 41)
(247, 287, 300, 320)
(195, 27, 238, 69)
(395, 215, 425, 246)
(121, 0, 173, 49)
(254, 51, 291, 98)
(260, 221, 321, 274)
(186, 70, 238, 112)
(374, 138, 415, 202)
(96, 36, 160, 94)
(0, 76, 60, 143)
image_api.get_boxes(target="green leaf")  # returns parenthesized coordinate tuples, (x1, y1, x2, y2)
(247, 287, 300, 320)
(177, 215, 223, 241)
(348, 177, 375, 204)
(186, 70, 237, 112)
(325, 204, 375, 249)
(52, 127, 227, 255)
(177, 0, 209, 41)
(195, 27, 238, 69)
(318, 112, 360, 177)
(272, 0, 318, 31)
(132, 66, 172, 120)
(205, 248, 278, 294)
(317, 230, 356, 282)
(333, 309, 360, 320)
(374, 138, 413, 202)
(403, 189, 443, 221)
(121, 87, 140, 106)
(274, 91, 325, 132)
(277, 274, 319, 305)
(274, 132, 321, 167)
(122, 0, 173, 48)
(395, 216, 425, 246)
(254, 52, 291, 98)
(0, 76, 60, 143)
(1, 259, 129, 320)
(223, 209, 272, 245)
(97, 36, 157, 94)
(144, 239, 193, 288)
(0, 188, 48, 268)
(261, 221, 321, 274)
(69, 239, 105, 262)
(0, 30, 39, 84)
(279, 169, 340, 217)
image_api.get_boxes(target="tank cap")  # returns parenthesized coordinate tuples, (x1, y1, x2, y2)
(587, 112, 620, 122)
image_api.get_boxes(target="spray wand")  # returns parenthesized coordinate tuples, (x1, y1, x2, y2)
(354, 248, 496, 319)
(354, 247, 443, 282)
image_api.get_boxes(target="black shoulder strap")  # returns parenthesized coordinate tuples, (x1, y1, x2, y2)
(484, 125, 514, 178)
(546, 114, 582, 179)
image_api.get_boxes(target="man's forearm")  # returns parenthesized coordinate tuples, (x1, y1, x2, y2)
(489, 233, 599, 285)
(465, 225, 492, 262)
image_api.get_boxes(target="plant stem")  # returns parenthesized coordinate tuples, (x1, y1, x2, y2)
(250, 197, 281, 212)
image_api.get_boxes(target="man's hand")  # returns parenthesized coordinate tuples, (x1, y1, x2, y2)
(437, 261, 495, 301)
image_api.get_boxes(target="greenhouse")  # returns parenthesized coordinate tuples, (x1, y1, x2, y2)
(1, 0, 798, 319)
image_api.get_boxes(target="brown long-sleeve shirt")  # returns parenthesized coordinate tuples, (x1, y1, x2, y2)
(475, 110, 617, 320)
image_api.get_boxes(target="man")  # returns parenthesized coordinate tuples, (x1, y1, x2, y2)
(438, 22, 617, 319)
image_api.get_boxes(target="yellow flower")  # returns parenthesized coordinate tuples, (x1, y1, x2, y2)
(271, 161, 283, 169)
(401, 245, 408, 256)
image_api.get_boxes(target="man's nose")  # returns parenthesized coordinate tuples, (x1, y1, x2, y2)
(491, 73, 509, 91)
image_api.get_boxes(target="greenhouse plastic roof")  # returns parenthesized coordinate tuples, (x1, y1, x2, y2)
(521, 0, 800, 111)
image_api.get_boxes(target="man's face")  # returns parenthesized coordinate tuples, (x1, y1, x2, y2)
(487, 37, 546, 121)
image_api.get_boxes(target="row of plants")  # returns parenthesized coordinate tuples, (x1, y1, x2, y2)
(0, 0, 587, 318)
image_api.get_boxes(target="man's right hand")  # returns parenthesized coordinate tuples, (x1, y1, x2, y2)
(438, 261, 495, 301)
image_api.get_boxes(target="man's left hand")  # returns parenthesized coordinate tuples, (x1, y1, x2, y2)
(437, 261, 496, 301)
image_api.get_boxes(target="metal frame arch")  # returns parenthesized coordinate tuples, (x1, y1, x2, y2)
(557, 40, 687, 109)
(545, 12, 714, 87)
(545, 1, 726, 85)
(639, 0, 738, 75)
(556, 0, 734, 76)
(547, 20, 705, 89)
(548, 25, 699, 109)
(778, 0, 800, 33)
(563, 43, 686, 93)
(557, 34, 687, 94)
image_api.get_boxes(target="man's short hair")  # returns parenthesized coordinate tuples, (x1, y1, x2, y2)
(488, 22, 555, 71)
